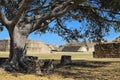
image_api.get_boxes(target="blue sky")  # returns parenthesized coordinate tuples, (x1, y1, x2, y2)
(0, 22, 120, 46)
(29, 29, 120, 45)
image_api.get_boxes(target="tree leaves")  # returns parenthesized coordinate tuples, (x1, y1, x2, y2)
(0, 23, 3, 31)
(1, 0, 120, 42)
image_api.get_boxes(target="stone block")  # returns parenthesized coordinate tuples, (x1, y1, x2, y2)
(94, 43, 120, 58)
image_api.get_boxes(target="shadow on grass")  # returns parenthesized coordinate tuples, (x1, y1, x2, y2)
(54, 60, 112, 79)
(0, 58, 117, 80)
(55, 60, 111, 68)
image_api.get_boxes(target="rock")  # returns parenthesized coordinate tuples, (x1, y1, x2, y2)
(94, 43, 120, 58)
(41, 59, 54, 73)
(60, 55, 72, 65)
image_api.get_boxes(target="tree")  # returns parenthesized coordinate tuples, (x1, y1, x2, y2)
(0, 0, 120, 72)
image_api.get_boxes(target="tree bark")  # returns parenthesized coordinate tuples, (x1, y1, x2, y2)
(4, 26, 40, 73)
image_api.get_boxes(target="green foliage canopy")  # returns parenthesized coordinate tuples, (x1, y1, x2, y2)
(0, 0, 120, 42)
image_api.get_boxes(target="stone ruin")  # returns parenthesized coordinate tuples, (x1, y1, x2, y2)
(0, 38, 59, 54)
(59, 41, 95, 52)
(94, 42, 120, 58)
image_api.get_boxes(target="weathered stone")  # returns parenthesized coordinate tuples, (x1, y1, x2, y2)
(59, 42, 95, 52)
(0, 58, 8, 66)
(24, 56, 41, 73)
(0, 39, 51, 53)
(60, 55, 72, 65)
(41, 59, 54, 73)
(94, 43, 120, 58)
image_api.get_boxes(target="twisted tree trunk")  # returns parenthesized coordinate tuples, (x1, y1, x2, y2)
(4, 26, 40, 73)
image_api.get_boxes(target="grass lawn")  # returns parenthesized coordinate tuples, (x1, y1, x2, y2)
(28, 52, 93, 60)
(0, 51, 120, 61)
(0, 52, 92, 59)
(0, 51, 120, 80)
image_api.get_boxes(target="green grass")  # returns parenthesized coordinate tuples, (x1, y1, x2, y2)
(0, 52, 9, 57)
(0, 52, 93, 60)
(0, 52, 120, 61)
(28, 52, 93, 60)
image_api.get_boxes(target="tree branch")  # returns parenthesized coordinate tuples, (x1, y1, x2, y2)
(0, 5, 11, 26)
(31, 0, 73, 32)
(27, 0, 120, 33)
(0, 0, 8, 6)
(78, 3, 120, 15)
(11, 0, 31, 27)
(27, 5, 50, 12)
(94, 7, 120, 15)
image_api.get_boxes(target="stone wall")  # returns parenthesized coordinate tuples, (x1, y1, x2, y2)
(26, 40, 51, 53)
(59, 42, 95, 52)
(94, 43, 120, 58)
(0, 39, 10, 51)
(0, 39, 51, 53)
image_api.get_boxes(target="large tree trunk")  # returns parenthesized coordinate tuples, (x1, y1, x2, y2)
(4, 26, 40, 73)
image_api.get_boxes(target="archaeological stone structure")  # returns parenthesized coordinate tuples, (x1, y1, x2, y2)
(59, 41, 95, 52)
(26, 40, 51, 53)
(0, 39, 53, 53)
(94, 36, 120, 58)
(0, 39, 10, 51)
(112, 36, 120, 42)
(94, 42, 120, 58)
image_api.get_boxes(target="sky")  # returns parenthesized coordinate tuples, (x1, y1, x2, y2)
(0, 22, 120, 46)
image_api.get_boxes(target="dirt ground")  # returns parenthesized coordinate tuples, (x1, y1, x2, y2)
(0, 60, 120, 80)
